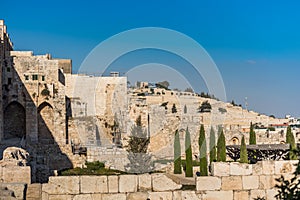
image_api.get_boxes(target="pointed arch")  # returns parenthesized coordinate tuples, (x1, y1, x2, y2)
(38, 102, 54, 144)
(4, 101, 26, 139)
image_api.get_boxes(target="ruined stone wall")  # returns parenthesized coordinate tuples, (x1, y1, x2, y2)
(16, 160, 297, 200)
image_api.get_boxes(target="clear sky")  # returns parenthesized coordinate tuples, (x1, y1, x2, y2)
(2, 0, 300, 118)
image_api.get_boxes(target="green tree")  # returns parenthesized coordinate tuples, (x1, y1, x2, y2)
(249, 122, 257, 145)
(184, 105, 187, 114)
(286, 126, 297, 160)
(209, 127, 217, 163)
(185, 127, 193, 177)
(172, 103, 177, 113)
(174, 130, 182, 174)
(199, 101, 212, 113)
(199, 124, 208, 176)
(239, 136, 248, 163)
(217, 127, 226, 162)
(125, 116, 153, 173)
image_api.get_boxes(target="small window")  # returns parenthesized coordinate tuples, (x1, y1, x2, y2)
(8, 78, 12, 85)
(42, 76, 45, 81)
(7, 67, 10, 72)
(32, 75, 38, 80)
(25, 75, 29, 80)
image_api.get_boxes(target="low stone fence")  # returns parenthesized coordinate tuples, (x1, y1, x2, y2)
(2, 160, 298, 200)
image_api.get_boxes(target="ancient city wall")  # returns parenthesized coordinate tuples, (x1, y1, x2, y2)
(3, 160, 295, 200)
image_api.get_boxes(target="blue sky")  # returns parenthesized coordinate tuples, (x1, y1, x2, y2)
(2, 0, 300, 118)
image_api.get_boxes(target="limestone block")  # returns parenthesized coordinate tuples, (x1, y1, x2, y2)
(152, 174, 182, 192)
(42, 176, 79, 195)
(102, 193, 126, 200)
(203, 191, 233, 200)
(48, 195, 73, 200)
(2, 166, 31, 184)
(73, 194, 93, 200)
(196, 177, 221, 191)
(262, 161, 275, 175)
(221, 176, 242, 190)
(211, 162, 230, 176)
(275, 160, 298, 175)
(230, 162, 252, 176)
(250, 190, 266, 199)
(266, 189, 277, 200)
(26, 183, 42, 199)
(181, 191, 202, 200)
(42, 192, 49, 200)
(149, 192, 173, 200)
(127, 192, 149, 200)
(253, 162, 263, 175)
(234, 191, 249, 200)
(138, 174, 152, 191)
(1, 183, 26, 200)
(119, 175, 138, 193)
(80, 176, 108, 193)
(242, 175, 259, 190)
(259, 175, 276, 189)
(108, 176, 118, 193)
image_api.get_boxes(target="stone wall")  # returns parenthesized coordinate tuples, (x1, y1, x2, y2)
(13, 160, 296, 200)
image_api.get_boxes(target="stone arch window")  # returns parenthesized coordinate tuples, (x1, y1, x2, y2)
(38, 102, 54, 144)
(4, 101, 26, 139)
(230, 137, 239, 145)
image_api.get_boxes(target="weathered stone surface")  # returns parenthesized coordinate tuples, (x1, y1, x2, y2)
(181, 191, 202, 200)
(262, 161, 275, 175)
(250, 190, 266, 200)
(42, 192, 49, 200)
(48, 195, 73, 200)
(253, 162, 263, 175)
(221, 176, 242, 190)
(266, 189, 277, 200)
(42, 176, 79, 195)
(234, 191, 249, 200)
(138, 173, 152, 191)
(275, 160, 298, 174)
(152, 174, 182, 192)
(80, 176, 108, 193)
(203, 191, 233, 200)
(259, 175, 276, 189)
(230, 162, 252, 175)
(73, 194, 93, 200)
(196, 177, 221, 191)
(0, 183, 26, 200)
(2, 166, 31, 184)
(242, 175, 259, 190)
(127, 192, 149, 200)
(108, 176, 118, 193)
(102, 193, 126, 200)
(26, 183, 42, 200)
(211, 162, 230, 176)
(149, 192, 173, 200)
(119, 175, 138, 193)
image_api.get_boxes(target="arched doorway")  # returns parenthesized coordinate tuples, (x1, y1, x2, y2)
(4, 101, 26, 139)
(38, 102, 54, 144)
(230, 137, 240, 145)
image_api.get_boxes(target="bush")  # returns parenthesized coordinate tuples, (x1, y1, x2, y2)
(199, 124, 208, 176)
(286, 126, 297, 160)
(249, 122, 257, 145)
(174, 130, 182, 174)
(185, 128, 193, 177)
(199, 101, 212, 112)
(209, 127, 217, 163)
(217, 127, 226, 162)
(239, 136, 248, 163)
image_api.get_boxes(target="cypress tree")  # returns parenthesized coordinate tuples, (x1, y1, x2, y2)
(217, 127, 226, 162)
(209, 127, 217, 163)
(185, 127, 193, 177)
(249, 122, 256, 145)
(240, 136, 248, 163)
(174, 130, 182, 174)
(286, 126, 297, 160)
(199, 124, 208, 176)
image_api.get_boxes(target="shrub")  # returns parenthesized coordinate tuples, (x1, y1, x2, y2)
(185, 127, 193, 177)
(209, 127, 217, 163)
(249, 122, 257, 145)
(286, 126, 297, 160)
(174, 130, 182, 174)
(239, 136, 248, 163)
(199, 124, 208, 176)
(217, 127, 226, 162)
